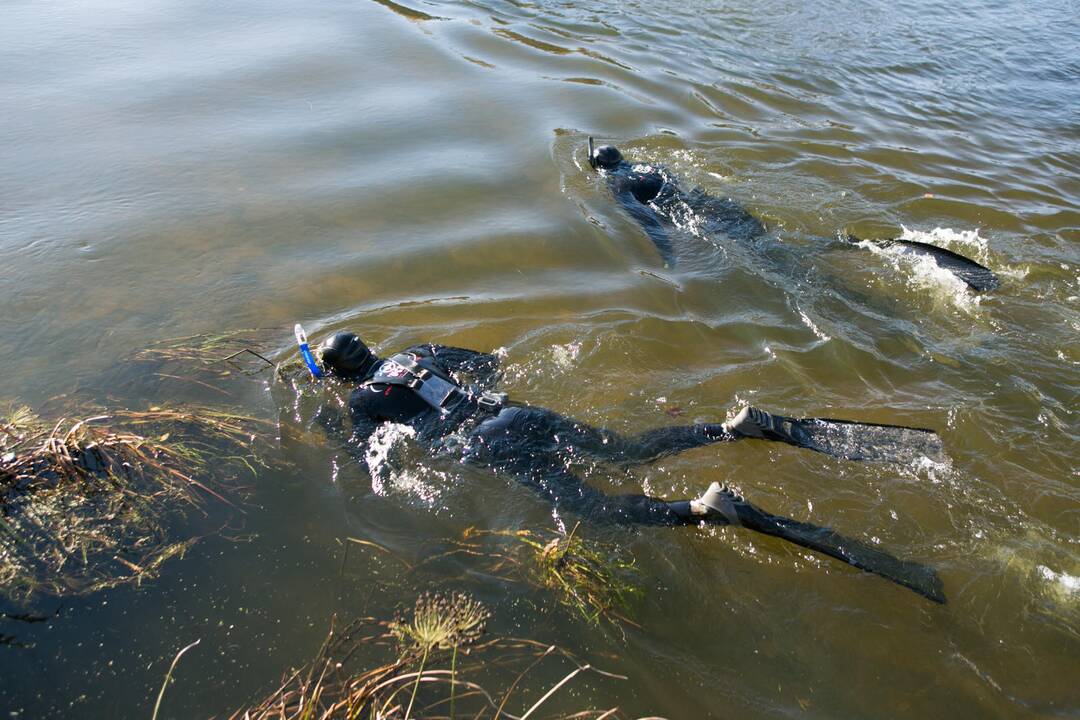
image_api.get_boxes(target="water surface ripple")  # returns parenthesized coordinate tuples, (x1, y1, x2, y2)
(1, 0, 1077, 717)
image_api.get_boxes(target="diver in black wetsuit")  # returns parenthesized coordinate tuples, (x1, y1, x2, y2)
(589, 140, 1000, 290)
(312, 330, 947, 603)
(589, 142, 766, 268)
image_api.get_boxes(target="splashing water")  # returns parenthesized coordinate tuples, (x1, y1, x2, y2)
(364, 423, 443, 506)
(857, 227, 989, 313)
(1037, 565, 1080, 601)
(551, 341, 582, 369)
(898, 226, 990, 264)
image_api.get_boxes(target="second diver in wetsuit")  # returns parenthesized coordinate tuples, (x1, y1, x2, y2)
(308, 329, 947, 604)
(588, 139, 1000, 291)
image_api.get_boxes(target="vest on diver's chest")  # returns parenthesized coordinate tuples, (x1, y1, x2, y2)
(363, 353, 505, 415)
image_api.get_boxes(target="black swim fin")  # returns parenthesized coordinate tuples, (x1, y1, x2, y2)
(697, 483, 946, 603)
(725, 406, 944, 465)
(843, 232, 1000, 291)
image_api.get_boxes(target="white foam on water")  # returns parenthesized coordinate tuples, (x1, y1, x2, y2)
(661, 196, 707, 239)
(899, 225, 990, 263)
(990, 542, 1080, 632)
(798, 309, 831, 342)
(364, 422, 416, 469)
(551, 341, 581, 369)
(908, 454, 953, 483)
(1037, 565, 1080, 599)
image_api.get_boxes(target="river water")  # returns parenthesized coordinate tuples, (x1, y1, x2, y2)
(1, 0, 1078, 717)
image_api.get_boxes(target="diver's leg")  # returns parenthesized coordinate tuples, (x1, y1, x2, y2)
(537, 466, 699, 527)
(465, 408, 703, 525)
(555, 419, 738, 465)
(468, 405, 737, 466)
(598, 424, 739, 463)
(697, 483, 946, 603)
(502, 457, 704, 527)
(468, 410, 943, 601)
(551, 404, 942, 466)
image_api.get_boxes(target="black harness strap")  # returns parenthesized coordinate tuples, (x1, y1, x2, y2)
(364, 353, 504, 415)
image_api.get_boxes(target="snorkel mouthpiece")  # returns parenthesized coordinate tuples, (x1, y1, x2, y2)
(294, 323, 324, 380)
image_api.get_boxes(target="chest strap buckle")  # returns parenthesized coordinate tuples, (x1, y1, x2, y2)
(476, 391, 505, 411)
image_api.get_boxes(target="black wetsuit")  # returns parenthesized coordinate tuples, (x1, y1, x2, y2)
(339, 341, 946, 603)
(605, 160, 765, 266)
(348, 343, 734, 526)
(602, 153, 999, 290)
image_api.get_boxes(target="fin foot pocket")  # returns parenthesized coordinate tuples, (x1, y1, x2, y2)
(724, 406, 804, 444)
(696, 481, 743, 526)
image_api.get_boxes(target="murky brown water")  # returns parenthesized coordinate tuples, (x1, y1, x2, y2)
(1, 0, 1078, 717)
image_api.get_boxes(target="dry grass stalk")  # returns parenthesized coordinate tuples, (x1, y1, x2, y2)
(0, 404, 267, 599)
(228, 598, 654, 720)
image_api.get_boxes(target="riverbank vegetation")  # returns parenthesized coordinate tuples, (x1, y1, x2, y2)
(0, 403, 266, 600)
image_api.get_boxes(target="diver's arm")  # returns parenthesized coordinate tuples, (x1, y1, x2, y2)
(615, 189, 677, 267)
(307, 391, 381, 474)
(334, 419, 377, 474)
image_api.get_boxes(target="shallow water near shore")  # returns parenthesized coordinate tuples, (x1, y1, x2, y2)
(1, 0, 1078, 716)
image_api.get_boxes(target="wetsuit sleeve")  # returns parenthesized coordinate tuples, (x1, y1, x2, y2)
(615, 190, 676, 266)
(300, 390, 381, 476)
(348, 410, 380, 448)
(609, 171, 676, 266)
(334, 390, 379, 472)
(413, 344, 502, 388)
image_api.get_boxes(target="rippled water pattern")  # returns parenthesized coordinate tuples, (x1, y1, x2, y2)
(1, 0, 1078, 717)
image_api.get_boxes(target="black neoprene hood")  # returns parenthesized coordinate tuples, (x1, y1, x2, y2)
(592, 144, 624, 170)
(319, 331, 377, 379)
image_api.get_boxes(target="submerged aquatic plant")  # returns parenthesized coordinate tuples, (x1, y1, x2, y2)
(0, 403, 267, 600)
(132, 329, 274, 377)
(127, 329, 276, 398)
(449, 524, 643, 630)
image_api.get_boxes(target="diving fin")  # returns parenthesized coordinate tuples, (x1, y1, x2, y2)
(725, 406, 944, 465)
(698, 482, 946, 604)
(843, 232, 1000, 291)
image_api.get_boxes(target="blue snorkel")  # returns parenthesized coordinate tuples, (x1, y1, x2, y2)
(294, 323, 324, 380)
